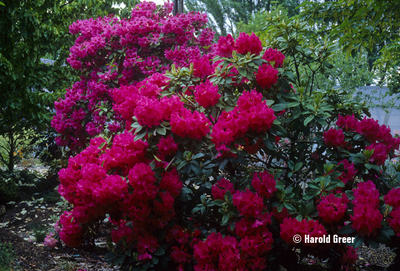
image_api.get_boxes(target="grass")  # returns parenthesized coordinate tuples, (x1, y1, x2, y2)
(0, 242, 15, 271)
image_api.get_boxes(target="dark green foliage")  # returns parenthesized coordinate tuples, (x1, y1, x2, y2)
(299, 0, 400, 96)
(0, 0, 140, 171)
(44, 191, 61, 204)
(29, 222, 48, 243)
(0, 243, 15, 271)
(0, 171, 18, 204)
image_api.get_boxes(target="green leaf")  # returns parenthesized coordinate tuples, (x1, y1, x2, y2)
(153, 247, 165, 256)
(304, 115, 314, 126)
(338, 224, 355, 235)
(294, 162, 303, 171)
(192, 207, 201, 214)
(192, 153, 205, 160)
(352, 234, 365, 248)
(306, 200, 313, 214)
(365, 26, 374, 32)
(238, 67, 247, 77)
(156, 126, 166, 135)
(214, 199, 225, 206)
(271, 103, 287, 111)
(0, 2, 5, 6)
(252, 58, 263, 66)
(191, 164, 202, 176)
(221, 215, 229, 225)
(134, 129, 147, 141)
(283, 202, 295, 211)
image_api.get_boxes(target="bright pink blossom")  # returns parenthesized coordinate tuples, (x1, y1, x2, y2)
(337, 159, 357, 185)
(211, 178, 235, 200)
(192, 55, 214, 78)
(336, 114, 359, 132)
(351, 204, 382, 236)
(262, 48, 285, 68)
(388, 209, 400, 236)
(232, 189, 264, 217)
(235, 32, 263, 55)
(251, 171, 277, 199)
(216, 34, 235, 57)
(255, 64, 279, 88)
(194, 80, 221, 108)
(385, 188, 400, 211)
(170, 109, 211, 140)
(317, 193, 349, 223)
(366, 143, 388, 165)
(323, 128, 346, 148)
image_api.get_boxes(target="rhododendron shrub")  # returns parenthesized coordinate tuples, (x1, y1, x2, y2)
(52, 1, 214, 151)
(55, 5, 400, 269)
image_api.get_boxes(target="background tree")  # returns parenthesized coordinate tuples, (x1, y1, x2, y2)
(0, 0, 139, 171)
(299, 0, 400, 92)
(185, 0, 300, 38)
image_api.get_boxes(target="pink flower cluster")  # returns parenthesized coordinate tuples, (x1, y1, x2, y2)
(350, 181, 383, 236)
(317, 193, 349, 223)
(211, 178, 236, 200)
(113, 75, 186, 128)
(193, 230, 273, 271)
(170, 108, 211, 140)
(251, 171, 277, 199)
(262, 48, 285, 68)
(280, 217, 327, 247)
(211, 90, 276, 148)
(53, 2, 214, 150)
(57, 132, 181, 249)
(336, 114, 400, 159)
(337, 159, 357, 185)
(256, 64, 279, 88)
(323, 128, 347, 148)
(194, 80, 221, 108)
(44, 232, 58, 248)
(385, 188, 400, 236)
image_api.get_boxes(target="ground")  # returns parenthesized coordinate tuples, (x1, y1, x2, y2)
(0, 199, 118, 271)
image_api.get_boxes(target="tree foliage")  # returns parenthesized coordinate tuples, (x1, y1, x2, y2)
(0, 0, 139, 171)
(185, 0, 300, 38)
(299, 0, 400, 57)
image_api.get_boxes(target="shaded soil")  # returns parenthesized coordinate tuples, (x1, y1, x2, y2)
(0, 200, 117, 271)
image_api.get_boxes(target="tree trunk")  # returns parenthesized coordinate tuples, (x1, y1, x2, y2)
(173, 0, 184, 15)
(7, 130, 14, 172)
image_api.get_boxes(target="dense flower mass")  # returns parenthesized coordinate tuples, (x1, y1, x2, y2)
(323, 128, 346, 148)
(216, 34, 236, 58)
(251, 171, 277, 199)
(317, 193, 349, 223)
(235, 32, 263, 55)
(385, 188, 400, 210)
(211, 178, 236, 200)
(170, 109, 211, 140)
(280, 218, 327, 247)
(233, 189, 264, 218)
(256, 64, 279, 88)
(194, 80, 221, 108)
(337, 159, 357, 185)
(262, 48, 285, 68)
(211, 90, 276, 147)
(350, 181, 383, 236)
(52, 2, 214, 150)
(54, 4, 400, 269)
